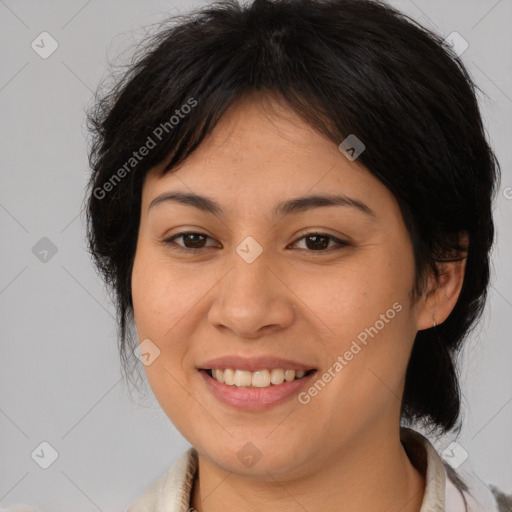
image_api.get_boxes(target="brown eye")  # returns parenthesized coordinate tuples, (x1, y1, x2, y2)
(163, 232, 214, 253)
(291, 233, 350, 252)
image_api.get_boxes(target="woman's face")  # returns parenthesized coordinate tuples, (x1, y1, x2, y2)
(131, 94, 429, 476)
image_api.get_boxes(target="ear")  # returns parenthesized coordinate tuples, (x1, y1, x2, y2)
(415, 233, 469, 331)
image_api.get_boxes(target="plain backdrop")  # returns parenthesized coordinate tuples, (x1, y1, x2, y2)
(1, 0, 511, 510)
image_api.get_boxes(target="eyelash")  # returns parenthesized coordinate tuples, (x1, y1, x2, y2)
(161, 231, 351, 255)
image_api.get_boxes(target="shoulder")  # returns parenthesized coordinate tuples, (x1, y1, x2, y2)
(441, 441, 512, 512)
(1, 448, 198, 512)
(0, 448, 197, 512)
(400, 427, 511, 512)
(126, 446, 198, 512)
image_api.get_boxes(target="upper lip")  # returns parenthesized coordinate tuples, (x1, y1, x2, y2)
(197, 355, 317, 372)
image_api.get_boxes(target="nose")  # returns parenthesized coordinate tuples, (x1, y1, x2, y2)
(207, 247, 296, 339)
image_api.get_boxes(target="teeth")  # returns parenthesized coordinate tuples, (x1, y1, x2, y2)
(209, 368, 308, 388)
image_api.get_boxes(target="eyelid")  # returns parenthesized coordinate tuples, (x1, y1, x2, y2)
(162, 230, 351, 254)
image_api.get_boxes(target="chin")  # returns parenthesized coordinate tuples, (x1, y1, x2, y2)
(199, 438, 310, 478)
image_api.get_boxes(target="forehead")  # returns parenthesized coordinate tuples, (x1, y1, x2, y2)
(141, 94, 398, 222)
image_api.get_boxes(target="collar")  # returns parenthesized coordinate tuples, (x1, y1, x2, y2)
(400, 427, 501, 512)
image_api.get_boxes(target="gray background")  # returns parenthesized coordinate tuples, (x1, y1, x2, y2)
(1, 0, 511, 510)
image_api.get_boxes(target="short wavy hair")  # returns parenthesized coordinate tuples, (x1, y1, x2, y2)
(84, 0, 500, 435)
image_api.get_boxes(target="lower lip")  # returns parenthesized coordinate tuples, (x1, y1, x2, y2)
(198, 369, 317, 411)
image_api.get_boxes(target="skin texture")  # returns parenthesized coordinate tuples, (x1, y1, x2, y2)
(131, 92, 467, 512)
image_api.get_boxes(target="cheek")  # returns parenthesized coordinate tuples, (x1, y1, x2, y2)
(131, 244, 203, 371)
(305, 247, 413, 343)
(131, 245, 192, 339)
(305, 243, 415, 399)
(131, 248, 196, 428)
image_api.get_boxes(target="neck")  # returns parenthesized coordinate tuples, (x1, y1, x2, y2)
(190, 426, 425, 512)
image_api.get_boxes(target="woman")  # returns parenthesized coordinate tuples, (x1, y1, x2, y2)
(79, 0, 511, 511)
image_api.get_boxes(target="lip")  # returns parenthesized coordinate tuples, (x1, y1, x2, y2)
(198, 368, 318, 411)
(197, 355, 317, 372)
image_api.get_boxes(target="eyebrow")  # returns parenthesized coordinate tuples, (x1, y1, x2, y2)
(148, 191, 376, 219)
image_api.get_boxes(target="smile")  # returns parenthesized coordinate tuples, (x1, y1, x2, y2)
(199, 368, 318, 411)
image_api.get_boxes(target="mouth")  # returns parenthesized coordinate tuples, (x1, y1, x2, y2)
(198, 367, 318, 411)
